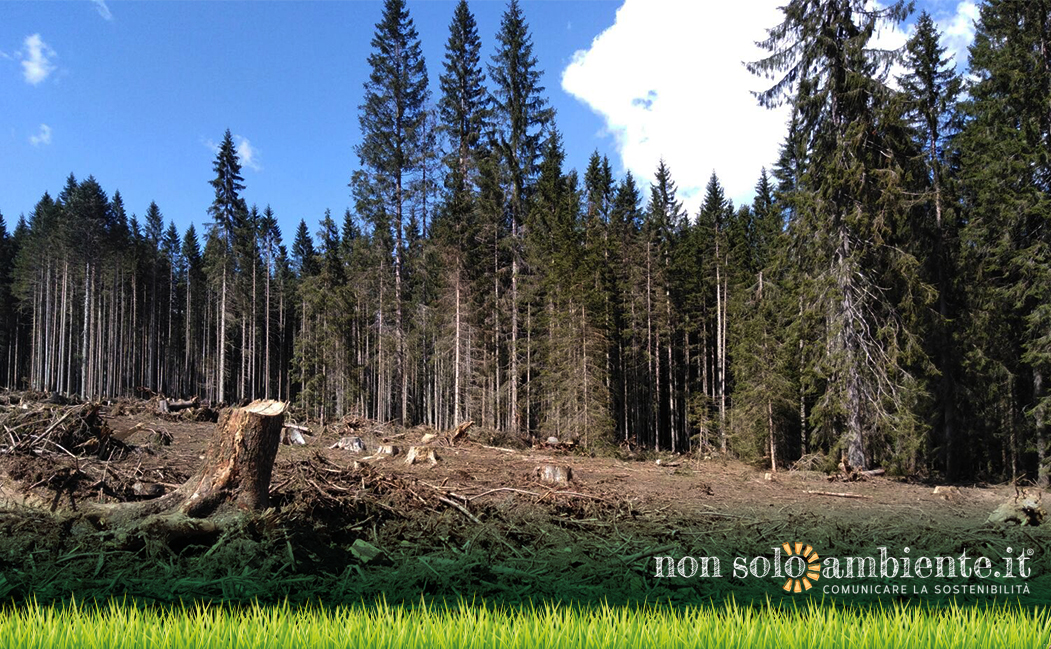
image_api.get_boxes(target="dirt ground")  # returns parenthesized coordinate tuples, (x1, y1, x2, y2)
(0, 396, 1048, 606)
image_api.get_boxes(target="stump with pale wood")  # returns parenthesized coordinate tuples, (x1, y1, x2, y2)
(75, 400, 287, 539)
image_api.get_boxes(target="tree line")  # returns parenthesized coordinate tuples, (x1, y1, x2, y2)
(1, 0, 1048, 483)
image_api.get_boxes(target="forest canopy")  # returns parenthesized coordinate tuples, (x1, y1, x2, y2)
(1, 0, 1049, 485)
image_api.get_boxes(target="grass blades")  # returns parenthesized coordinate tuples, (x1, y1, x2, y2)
(0, 598, 1047, 649)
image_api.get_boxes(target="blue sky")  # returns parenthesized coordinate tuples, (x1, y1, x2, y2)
(1, 0, 979, 240)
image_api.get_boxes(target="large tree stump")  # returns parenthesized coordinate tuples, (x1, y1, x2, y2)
(82, 400, 286, 532)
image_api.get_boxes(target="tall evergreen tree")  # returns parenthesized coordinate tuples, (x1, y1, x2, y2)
(900, 12, 963, 477)
(489, 0, 554, 434)
(206, 129, 247, 403)
(957, 0, 1051, 484)
(351, 0, 430, 425)
(749, 0, 930, 470)
(439, 0, 488, 193)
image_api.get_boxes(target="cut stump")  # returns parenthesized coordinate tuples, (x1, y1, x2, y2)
(405, 446, 438, 466)
(536, 465, 572, 485)
(330, 436, 366, 452)
(81, 399, 287, 531)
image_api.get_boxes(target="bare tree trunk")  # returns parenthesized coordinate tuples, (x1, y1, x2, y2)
(838, 229, 866, 470)
(454, 268, 461, 424)
(219, 266, 227, 404)
(265, 247, 271, 399)
(769, 399, 777, 472)
(716, 259, 725, 452)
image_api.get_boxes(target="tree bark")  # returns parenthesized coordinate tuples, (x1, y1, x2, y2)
(86, 400, 285, 528)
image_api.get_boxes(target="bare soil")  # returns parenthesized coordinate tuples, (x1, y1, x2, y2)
(0, 396, 1047, 606)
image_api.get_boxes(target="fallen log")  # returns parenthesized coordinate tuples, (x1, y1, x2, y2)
(157, 397, 199, 415)
(803, 490, 872, 499)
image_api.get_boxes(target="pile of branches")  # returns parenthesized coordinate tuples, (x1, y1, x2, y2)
(0, 401, 126, 460)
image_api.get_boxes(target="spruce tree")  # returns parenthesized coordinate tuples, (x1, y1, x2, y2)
(206, 129, 247, 403)
(899, 12, 963, 477)
(352, 0, 430, 425)
(957, 0, 1051, 483)
(439, 0, 488, 193)
(489, 0, 554, 434)
(750, 0, 929, 470)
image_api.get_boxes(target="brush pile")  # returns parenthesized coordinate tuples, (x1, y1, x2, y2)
(0, 399, 122, 459)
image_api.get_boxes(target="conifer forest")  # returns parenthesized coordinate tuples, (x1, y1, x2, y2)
(1, 0, 1049, 485)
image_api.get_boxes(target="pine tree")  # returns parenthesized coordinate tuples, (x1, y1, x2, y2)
(899, 12, 963, 477)
(607, 174, 642, 442)
(181, 224, 203, 396)
(206, 129, 247, 403)
(439, 0, 488, 194)
(640, 160, 686, 451)
(729, 172, 798, 470)
(433, 0, 488, 427)
(259, 206, 279, 399)
(0, 211, 13, 386)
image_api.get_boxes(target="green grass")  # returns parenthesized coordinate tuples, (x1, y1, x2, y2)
(0, 598, 1047, 649)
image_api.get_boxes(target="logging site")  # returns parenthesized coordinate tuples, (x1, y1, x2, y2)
(0, 390, 1046, 605)
(4, 1, 1051, 642)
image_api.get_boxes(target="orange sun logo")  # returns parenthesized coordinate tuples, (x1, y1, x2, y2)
(781, 542, 821, 593)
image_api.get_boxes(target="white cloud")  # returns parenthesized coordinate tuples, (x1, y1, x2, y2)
(91, 0, 114, 21)
(563, 1, 792, 213)
(201, 134, 262, 171)
(562, 2, 929, 212)
(29, 124, 52, 146)
(19, 34, 57, 85)
(935, 1, 979, 69)
(235, 135, 262, 171)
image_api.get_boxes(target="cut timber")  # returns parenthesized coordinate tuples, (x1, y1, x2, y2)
(405, 446, 438, 466)
(157, 397, 198, 414)
(282, 426, 307, 446)
(536, 465, 572, 485)
(330, 436, 366, 452)
(449, 420, 474, 445)
(862, 468, 885, 477)
(79, 400, 287, 530)
(375, 444, 398, 457)
(803, 490, 871, 499)
(987, 491, 1045, 526)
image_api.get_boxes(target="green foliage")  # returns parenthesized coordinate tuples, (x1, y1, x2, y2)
(0, 600, 1048, 649)
(955, 0, 1051, 483)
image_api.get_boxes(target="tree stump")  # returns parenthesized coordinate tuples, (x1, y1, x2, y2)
(449, 420, 474, 445)
(405, 446, 438, 466)
(330, 436, 366, 452)
(536, 465, 572, 485)
(82, 400, 287, 532)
